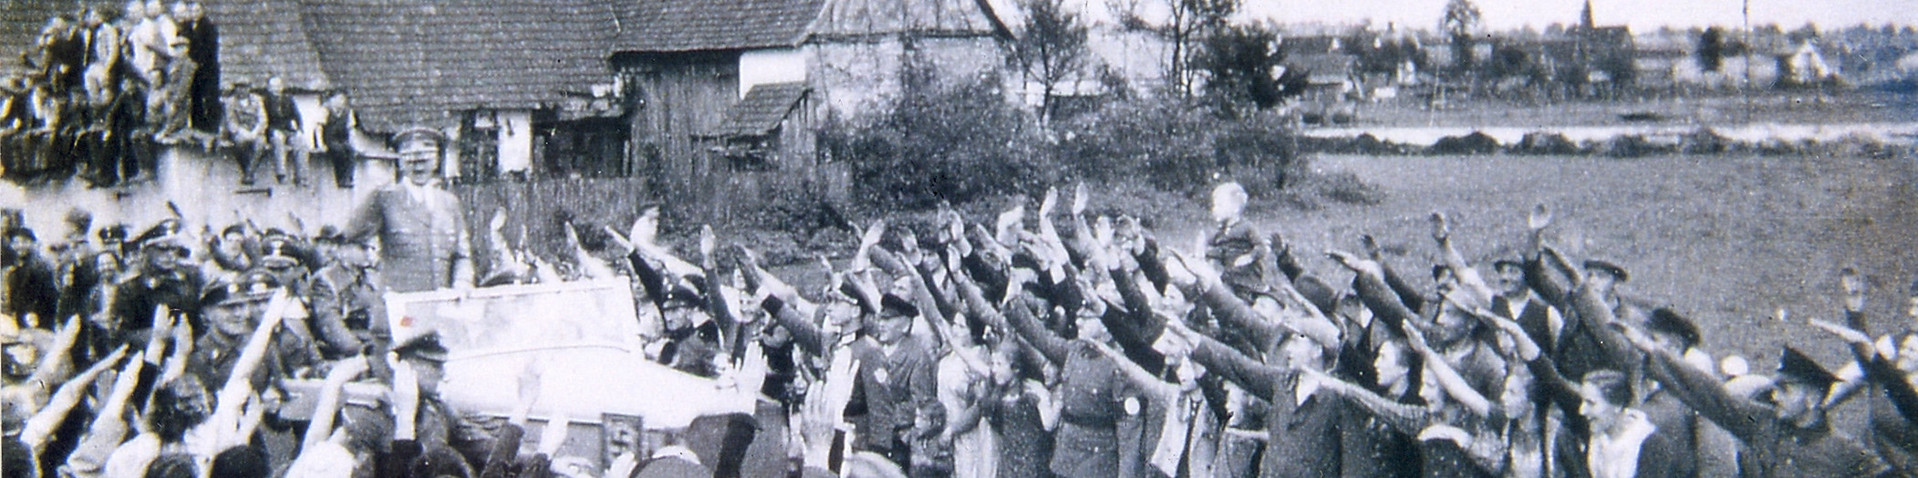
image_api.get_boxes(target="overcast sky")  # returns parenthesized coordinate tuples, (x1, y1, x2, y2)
(1064, 0, 1918, 32)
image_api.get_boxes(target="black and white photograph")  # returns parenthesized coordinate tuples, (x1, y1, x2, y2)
(0, 0, 1914, 476)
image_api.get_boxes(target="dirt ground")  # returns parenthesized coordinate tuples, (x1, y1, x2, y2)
(1251, 151, 1918, 386)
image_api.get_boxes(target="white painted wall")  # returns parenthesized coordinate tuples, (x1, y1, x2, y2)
(293, 94, 326, 151)
(739, 48, 808, 98)
(0, 146, 383, 240)
(497, 110, 533, 173)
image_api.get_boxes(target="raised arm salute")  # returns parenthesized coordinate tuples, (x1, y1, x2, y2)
(1617, 321, 1892, 477)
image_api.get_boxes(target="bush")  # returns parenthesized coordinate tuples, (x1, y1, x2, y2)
(1055, 97, 1214, 190)
(1751, 138, 1805, 156)
(1820, 133, 1896, 159)
(1311, 170, 1384, 205)
(1271, 168, 1384, 209)
(822, 77, 1057, 209)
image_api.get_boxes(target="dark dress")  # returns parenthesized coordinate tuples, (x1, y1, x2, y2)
(994, 383, 1058, 478)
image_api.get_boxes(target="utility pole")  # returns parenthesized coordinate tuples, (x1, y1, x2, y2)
(1743, 0, 1752, 124)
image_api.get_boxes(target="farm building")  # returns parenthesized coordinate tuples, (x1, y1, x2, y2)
(299, 0, 627, 179)
(1, 0, 1019, 225)
(610, 0, 1013, 220)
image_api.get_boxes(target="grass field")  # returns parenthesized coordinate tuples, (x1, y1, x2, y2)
(1249, 152, 1918, 376)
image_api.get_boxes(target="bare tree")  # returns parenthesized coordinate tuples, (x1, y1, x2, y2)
(1120, 0, 1238, 96)
(1010, 0, 1091, 124)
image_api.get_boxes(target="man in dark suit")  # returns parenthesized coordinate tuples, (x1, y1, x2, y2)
(262, 76, 303, 184)
(318, 92, 357, 188)
(2, 228, 58, 330)
(345, 127, 473, 293)
(1491, 259, 1561, 357)
(177, 1, 217, 132)
(844, 294, 942, 476)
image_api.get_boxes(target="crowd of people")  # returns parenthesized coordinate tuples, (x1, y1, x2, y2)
(3, 135, 1917, 477)
(2, 1, 360, 189)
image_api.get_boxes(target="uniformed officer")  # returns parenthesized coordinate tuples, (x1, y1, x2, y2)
(109, 218, 203, 342)
(387, 332, 495, 471)
(653, 284, 721, 378)
(305, 238, 384, 358)
(344, 127, 473, 293)
(186, 269, 319, 389)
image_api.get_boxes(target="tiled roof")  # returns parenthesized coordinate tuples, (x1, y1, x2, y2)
(300, 0, 617, 132)
(1293, 53, 1356, 83)
(712, 82, 807, 136)
(0, 0, 76, 79)
(205, 0, 329, 90)
(810, 0, 1007, 40)
(614, 0, 823, 53)
(613, 0, 1008, 53)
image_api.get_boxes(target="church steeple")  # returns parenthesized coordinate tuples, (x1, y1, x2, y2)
(1579, 0, 1595, 31)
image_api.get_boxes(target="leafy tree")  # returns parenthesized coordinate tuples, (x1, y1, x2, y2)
(1352, 31, 1422, 77)
(1441, 0, 1482, 74)
(1009, 0, 1091, 124)
(1195, 25, 1303, 112)
(1697, 27, 1726, 72)
(1487, 41, 1534, 80)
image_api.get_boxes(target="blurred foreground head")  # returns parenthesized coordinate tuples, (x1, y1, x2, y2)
(1210, 182, 1247, 222)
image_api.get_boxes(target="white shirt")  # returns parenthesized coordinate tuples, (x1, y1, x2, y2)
(1587, 409, 1658, 478)
(401, 178, 435, 205)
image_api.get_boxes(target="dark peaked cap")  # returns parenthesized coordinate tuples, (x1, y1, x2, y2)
(394, 332, 451, 363)
(880, 293, 918, 318)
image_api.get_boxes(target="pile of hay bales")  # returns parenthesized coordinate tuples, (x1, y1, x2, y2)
(1303, 127, 1909, 158)
(1513, 132, 1579, 155)
(1429, 132, 1501, 155)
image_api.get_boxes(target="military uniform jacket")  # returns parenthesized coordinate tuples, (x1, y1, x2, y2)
(347, 183, 473, 293)
(305, 265, 385, 356)
(187, 325, 321, 390)
(110, 268, 202, 333)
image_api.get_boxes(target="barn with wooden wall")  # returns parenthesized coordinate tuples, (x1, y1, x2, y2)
(609, 0, 1011, 223)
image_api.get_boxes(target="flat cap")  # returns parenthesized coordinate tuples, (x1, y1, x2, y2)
(1582, 259, 1629, 282)
(1776, 346, 1837, 392)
